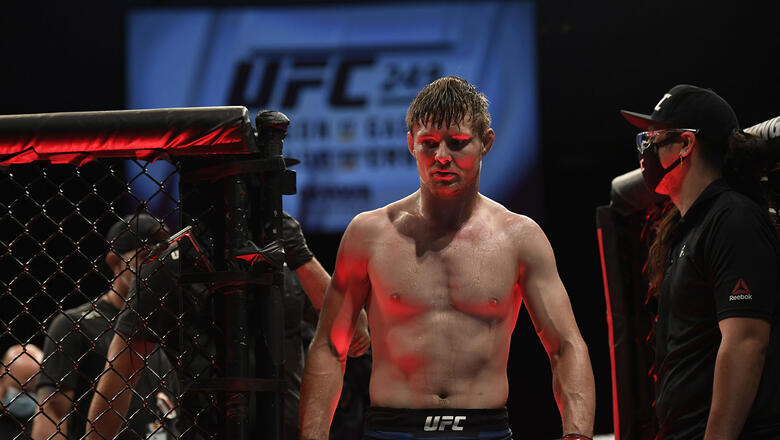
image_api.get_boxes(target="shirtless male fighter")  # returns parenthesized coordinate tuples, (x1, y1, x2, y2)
(299, 76, 595, 440)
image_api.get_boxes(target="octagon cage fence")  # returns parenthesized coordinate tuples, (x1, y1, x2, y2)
(0, 107, 294, 440)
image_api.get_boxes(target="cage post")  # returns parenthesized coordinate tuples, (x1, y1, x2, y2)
(223, 174, 252, 440)
(256, 110, 290, 440)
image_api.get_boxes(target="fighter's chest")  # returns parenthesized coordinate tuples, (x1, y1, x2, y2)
(367, 231, 519, 314)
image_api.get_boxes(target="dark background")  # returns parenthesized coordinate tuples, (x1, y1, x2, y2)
(1, 0, 778, 438)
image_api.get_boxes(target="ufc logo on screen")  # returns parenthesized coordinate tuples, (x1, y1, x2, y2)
(423, 415, 466, 431)
(228, 54, 374, 109)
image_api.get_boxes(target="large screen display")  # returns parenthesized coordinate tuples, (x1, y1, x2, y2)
(127, 2, 538, 232)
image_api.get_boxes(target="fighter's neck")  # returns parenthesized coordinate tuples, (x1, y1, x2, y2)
(417, 187, 481, 229)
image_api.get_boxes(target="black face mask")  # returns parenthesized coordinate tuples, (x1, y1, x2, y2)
(639, 147, 681, 193)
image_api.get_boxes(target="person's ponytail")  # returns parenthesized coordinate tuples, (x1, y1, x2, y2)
(645, 204, 681, 298)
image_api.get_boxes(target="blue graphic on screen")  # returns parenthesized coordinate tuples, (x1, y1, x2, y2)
(126, 2, 538, 232)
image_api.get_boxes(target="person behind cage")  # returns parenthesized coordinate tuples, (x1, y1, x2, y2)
(299, 76, 596, 440)
(84, 211, 370, 440)
(31, 214, 180, 440)
(0, 344, 44, 437)
(621, 84, 780, 439)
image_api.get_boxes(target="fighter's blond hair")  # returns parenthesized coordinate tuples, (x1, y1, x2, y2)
(406, 76, 491, 141)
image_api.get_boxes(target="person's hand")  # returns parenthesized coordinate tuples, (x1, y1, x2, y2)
(281, 211, 314, 270)
(349, 309, 371, 357)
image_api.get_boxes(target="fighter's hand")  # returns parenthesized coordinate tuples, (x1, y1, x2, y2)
(281, 211, 314, 270)
(349, 309, 371, 357)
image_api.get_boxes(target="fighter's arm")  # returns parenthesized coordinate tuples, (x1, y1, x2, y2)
(84, 334, 156, 440)
(286, 212, 370, 357)
(299, 214, 373, 440)
(703, 319, 769, 440)
(515, 218, 595, 437)
(295, 258, 371, 357)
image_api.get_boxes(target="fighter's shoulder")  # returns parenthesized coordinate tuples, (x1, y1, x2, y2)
(480, 199, 550, 252)
(347, 194, 413, 232)
(340, 206, 391, 252)
(346, 207, 389, 234)
(480, 197, 545, 236)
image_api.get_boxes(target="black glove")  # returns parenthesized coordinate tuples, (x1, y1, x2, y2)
(282, 211, 314, 270)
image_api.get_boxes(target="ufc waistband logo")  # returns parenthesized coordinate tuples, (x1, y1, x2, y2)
(423, 415, 466, 431)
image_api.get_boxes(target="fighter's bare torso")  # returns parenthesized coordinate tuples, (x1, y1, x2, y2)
(355, 192, 533, 409)
(302, 79, 594, 439)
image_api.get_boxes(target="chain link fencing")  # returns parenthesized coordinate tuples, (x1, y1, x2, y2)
(1, 107, 291, 440)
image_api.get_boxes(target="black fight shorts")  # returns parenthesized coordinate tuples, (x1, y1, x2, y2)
(362, 407, 512, 440)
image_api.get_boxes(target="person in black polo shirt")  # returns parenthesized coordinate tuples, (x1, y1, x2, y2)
(32, 214, 179, 440)
(621, 84, 780, 439)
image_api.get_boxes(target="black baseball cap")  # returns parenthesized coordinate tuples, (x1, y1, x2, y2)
(621, 84, 739, 143)
(105, 213, 169, 254)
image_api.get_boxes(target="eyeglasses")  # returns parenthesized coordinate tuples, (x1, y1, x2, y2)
(636, 128, 699, 153)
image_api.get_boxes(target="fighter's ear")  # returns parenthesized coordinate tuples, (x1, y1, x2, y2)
(407, 131, 414, 155)
(482, 128, 495, 156)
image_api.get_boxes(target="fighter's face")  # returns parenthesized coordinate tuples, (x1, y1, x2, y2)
(407, 117, 494, 198)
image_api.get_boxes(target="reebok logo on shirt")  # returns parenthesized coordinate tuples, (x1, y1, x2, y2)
(729, 278, 752, 301)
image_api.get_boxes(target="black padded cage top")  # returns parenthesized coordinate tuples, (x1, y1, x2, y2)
(0, 106, 257, 166)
